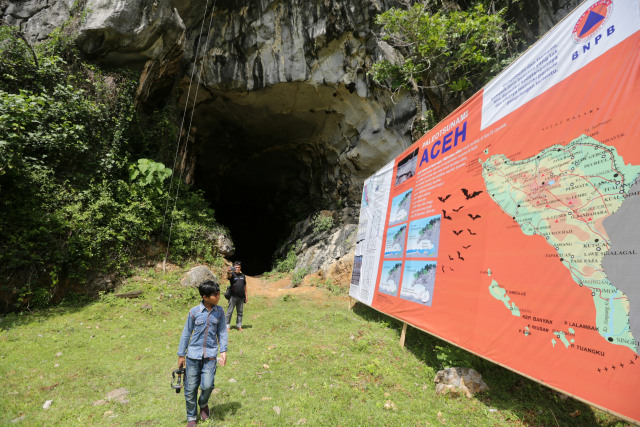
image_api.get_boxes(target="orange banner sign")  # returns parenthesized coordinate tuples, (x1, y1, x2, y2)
(350, 0, 640, 422)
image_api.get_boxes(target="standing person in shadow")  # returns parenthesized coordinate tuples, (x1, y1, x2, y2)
(226, 261, 248, 331)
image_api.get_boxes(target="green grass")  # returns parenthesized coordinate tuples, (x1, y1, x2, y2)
(0, 266, 631, 426)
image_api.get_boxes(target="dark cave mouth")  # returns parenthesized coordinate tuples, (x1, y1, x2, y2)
(187, 83, 357, 274)
(192, 120, 326, 276)
(198, 146, 318, 275)
(214, 206, 295, 276)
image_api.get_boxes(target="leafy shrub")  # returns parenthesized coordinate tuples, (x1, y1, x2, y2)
(0, 27, 225, 312)
(291, 266, 311, 287)
(271, 241, 301, 273)
(312, 213, 334, 234)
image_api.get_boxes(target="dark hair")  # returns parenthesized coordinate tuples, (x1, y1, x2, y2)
(199, 280, 220, 297)
(233, 261, 242, 266)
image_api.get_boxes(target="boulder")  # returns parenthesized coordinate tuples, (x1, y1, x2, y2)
(434, 367, 489, 398)
(180, 265, 219, 288)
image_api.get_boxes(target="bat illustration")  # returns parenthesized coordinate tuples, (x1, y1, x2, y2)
(467, 228, 477, 235)
(452, 206, 464, 212)
(449, 267, 454, 271)
(448, 255, 454, 261)
(468, 214, 481, 220)
(631, 360, 635, 365)
(441, 265, 445, 273)
(457, 251, 465, 261)
(438, 194, 451, 203)
(453, 229, 463, 235)
(463, 245, 471, 249)
(461, 188, 483, 200)
(442, 210, 452, 220)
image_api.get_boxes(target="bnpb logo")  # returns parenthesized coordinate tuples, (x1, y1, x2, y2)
(572, 0, 613, 44)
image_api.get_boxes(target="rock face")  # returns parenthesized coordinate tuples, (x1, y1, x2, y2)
(285, 208, 360, 273)
(75, 0, 185, 65)
(1, 0, 76, 42)
(1, 0, 584, 276)
(434, 367, 489, 398)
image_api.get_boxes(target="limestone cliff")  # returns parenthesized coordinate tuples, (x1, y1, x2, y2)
(1, 0, 582, 278)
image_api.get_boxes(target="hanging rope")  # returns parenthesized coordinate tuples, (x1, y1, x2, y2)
(162, 0, 218, 271)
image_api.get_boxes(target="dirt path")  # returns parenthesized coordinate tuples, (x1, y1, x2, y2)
(246, 275, 346, 302)
(247, 275, 318, 297)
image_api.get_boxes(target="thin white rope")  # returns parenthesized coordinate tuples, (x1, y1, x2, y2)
(163, 0, 218, 270)
(162, 0, 213, 234)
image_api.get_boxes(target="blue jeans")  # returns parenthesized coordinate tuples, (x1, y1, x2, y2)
(184, 357, 217, 421)
(226, 296, 244, 328)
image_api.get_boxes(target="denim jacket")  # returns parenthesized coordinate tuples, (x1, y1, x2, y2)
(178, 303, 228, 359)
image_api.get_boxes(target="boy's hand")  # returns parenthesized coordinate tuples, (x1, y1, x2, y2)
(218, 352, 227, 366)
(178, 356, 185, 369)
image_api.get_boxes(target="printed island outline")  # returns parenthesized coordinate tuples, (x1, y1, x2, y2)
(488, 271, 582, 350)
(489, 279, 521, 316)
(406, 215, 441, 257)
(481, 134, 640, 353)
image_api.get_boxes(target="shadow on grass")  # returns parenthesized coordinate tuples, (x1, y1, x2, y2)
(352, 302, 625, 426)
(212, 401, 242, 420)
(0, 301, 89, 332)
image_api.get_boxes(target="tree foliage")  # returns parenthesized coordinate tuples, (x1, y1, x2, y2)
(0, 26, 226, 311)
(371, 0, 520, 127)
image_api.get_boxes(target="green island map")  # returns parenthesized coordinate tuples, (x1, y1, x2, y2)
(481, 135, 640, 354)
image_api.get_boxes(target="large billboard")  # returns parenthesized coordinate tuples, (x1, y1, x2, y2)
(350, 0, 640, 422)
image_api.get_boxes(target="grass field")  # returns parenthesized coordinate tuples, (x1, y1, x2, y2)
(0, 265, 631, 426)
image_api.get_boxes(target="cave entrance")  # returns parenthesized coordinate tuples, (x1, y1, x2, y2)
(190, 83, 344, 275)
(195, 135, 316, 275)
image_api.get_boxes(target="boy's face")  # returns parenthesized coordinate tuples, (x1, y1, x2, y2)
(202, 292, 220, 306)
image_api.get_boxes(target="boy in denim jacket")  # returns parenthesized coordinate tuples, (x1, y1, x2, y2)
(177, 280, 228, 426)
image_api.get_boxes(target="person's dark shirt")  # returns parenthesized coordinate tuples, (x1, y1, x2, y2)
(229, 272, 246, 299)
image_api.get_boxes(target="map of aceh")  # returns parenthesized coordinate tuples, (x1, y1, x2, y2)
(482, 135, 640, 354)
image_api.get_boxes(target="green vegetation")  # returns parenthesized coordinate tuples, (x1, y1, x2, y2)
(371, 1, 520, 129)
(0, 26, 226, 311)
(266, 241, 311, 287)
(290, 266, 311, 287)
(309, 276, 345, 295)
(269, 240, 301, 275)
(311, 213, 334, 234)
(0, 265, 628, 425)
